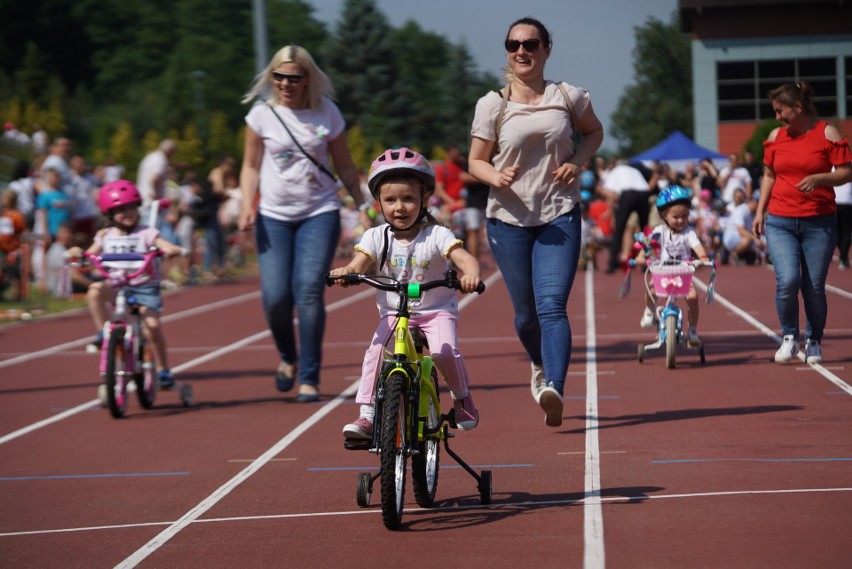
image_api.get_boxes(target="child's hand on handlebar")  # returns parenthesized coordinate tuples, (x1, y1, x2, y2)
(328, 266, 357, 286)
(66, 246, 84, 259)
(459, 274, 481, 293)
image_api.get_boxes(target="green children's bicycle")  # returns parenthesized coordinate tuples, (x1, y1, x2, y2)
(326, 269, 492, 530)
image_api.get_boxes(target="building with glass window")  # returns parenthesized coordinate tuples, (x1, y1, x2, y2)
(679, 0, 852, 155)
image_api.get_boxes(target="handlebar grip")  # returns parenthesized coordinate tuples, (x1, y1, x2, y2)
(325, 273, 361, 287)
(475, 281, 486, 294)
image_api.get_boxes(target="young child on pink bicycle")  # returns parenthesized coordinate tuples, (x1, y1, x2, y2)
(74, 180, 186, 387)
(637, 185, 711, 346)
(329, 148, 482, 439)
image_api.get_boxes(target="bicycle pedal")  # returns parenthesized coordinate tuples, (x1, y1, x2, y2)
(343, 439, 372, 451)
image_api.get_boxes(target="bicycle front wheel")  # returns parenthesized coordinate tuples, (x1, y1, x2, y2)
(105, 328, 129, 418)
(412, 369, 440, 507)
(665, 314, 678, 369)
(379, 371, 408, 530)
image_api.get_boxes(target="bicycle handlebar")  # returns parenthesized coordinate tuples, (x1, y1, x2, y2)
(634, 258, 715, 269)
(325, 270, 486, 295)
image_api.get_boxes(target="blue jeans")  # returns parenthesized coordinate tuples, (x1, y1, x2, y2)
(765, 213, 836, 342)
(486, 209, 582, 395)
(255, 211, 340, 387)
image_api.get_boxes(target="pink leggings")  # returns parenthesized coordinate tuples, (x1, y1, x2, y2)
(355, 311, 472, 405)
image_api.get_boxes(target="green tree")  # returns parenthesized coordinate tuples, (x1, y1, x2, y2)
(742, 118, 779, 164)
(325, 0, 400, 147)
(109, 122, 136, 171)
(610, 11, 691, 156)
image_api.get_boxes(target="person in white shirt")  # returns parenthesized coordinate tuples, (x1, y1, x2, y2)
(717, 152, 753, 207)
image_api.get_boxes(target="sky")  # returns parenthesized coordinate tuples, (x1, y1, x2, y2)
(306, 0, 680, 151)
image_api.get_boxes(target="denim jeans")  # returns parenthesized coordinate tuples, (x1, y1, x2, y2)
(255, 210, 340, 387)
(486, 209, 582, 394)
(765, 213, 836, 342)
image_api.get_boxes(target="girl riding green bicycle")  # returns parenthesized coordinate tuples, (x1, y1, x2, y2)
(329, 148, 482, 439)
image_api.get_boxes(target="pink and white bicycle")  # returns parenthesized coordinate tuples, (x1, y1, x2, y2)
(82, 249, 192, 418)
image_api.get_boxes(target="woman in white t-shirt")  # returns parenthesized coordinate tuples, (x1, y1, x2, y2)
(468, 17, 603, 427)
(238, 45, 365, 402)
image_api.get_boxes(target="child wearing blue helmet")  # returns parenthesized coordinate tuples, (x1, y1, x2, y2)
(638, 185, 710, 346)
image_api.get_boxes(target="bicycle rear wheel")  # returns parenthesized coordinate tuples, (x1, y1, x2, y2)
(135, 339, 157, 409)
(105, 328, 129, 418)
(379, 371, 408, 530)
(412, 369, 440, 507)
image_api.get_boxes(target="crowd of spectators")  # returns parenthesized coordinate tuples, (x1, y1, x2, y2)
(578, 151, 784, 270)
(0, 125, 254, 304)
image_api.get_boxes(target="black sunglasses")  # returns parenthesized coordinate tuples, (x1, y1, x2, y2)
(272, 71, 305, 84)
(505, 38, 542, 53)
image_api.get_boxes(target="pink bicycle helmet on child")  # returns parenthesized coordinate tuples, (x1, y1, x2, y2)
(98, 180, 142, 214)
(367, 147, 435, 199)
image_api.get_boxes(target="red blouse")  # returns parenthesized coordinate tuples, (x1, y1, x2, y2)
(763, 120, 852, 217)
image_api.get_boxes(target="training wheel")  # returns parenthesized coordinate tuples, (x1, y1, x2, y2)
(356, 472, 373, 507)
(637, 344, 645, 363)
(479, 470, 492, 505)
(180, 383, 193, 407)
(97, 383, 108, 408)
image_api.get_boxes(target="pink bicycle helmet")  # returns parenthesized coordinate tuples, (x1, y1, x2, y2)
(98, 179, 142, 214)
(367, 147, 435, 199)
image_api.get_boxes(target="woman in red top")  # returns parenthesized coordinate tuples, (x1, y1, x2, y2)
(753, 82, 852, 365)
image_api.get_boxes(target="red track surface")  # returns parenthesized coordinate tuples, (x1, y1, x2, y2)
(1, 260, 851, 568)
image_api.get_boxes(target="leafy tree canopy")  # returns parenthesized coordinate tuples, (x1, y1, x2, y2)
(0, 0, 507, 176)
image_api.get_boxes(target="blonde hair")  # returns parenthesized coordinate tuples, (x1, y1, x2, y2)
(241, 45, 334, 110)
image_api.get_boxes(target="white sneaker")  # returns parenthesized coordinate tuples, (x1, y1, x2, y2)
(640, 307, 656, 329)
(687, 328, 701, 347)
(530, 362, 545, 403)
(774, 335, 799, 363)
(805, 340, 823, 364)
(539, 382, 563, 427)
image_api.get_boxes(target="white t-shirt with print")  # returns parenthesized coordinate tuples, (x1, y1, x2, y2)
(95, 225, 161, 286)
(355, 223, 462, 318)
(245, 99, 345, 222)
(649, 223, 702, 263)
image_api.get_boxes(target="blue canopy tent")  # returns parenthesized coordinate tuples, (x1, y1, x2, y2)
(631, 130, 727, 172)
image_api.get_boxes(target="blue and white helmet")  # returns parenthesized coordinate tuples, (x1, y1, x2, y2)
(655, 185, 693, 212)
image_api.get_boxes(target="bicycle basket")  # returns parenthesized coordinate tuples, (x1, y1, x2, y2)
(649, 262, 694, 297)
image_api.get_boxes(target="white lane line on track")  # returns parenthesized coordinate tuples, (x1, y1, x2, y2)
(584, 267, 605, 569)
(0, 291, 263, 370)
(826, 283, 851, 300)
(6, 485, 850, 538)
(694, 279, 852, 396)
(115, 271, 504, 568)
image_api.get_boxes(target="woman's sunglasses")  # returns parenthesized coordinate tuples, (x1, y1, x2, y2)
(505, 38, 542, 53)
(272, 72, 305, 84)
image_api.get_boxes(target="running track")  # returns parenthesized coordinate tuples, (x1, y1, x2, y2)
(1, 259, 851, 568)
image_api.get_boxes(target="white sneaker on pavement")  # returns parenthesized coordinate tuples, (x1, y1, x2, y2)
(774, 335, 799, 363)
(539, 382, 563, 427)
(530, 362, 545, 403)
(640, 307, 656, 329)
